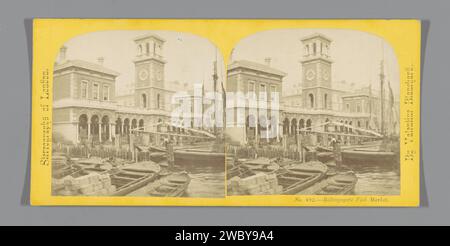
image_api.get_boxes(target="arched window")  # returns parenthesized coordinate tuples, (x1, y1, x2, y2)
(324, 93, 328, 109)
(139, 119, 144, 130)
(141, 93, 147, 108)
(101, 116, 110, 142)
(309, 93, 315, 109)
(78, 114, 88, 141)
(115, 118, 122, 135)
(291, 118, 297, 136)
(306, 119, 312, 131)
(146, 42, 150, 55)
(283, 118, 290, 135)
(124, 118, 130, 135)
(299, 119, 305, 133)
(131, 119, 137, 132)
(90, 115, 100, 142)
(157, 93, 161, 109)
(138, 45, 142, 55)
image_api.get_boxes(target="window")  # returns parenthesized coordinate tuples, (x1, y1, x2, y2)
(260, 84, 267, 101)
(270, 85, 277, 101)
(346, 103, 350, 112)
(92, 83, 99, 100)
(81, 81, 88, 99)
(248, 81, 256, 100)
(357, 103, 361, 113)
(324, 93, 328, 109)
(141, 93, 147, 108)
(103, 85, 109, 101)
(309, 93, 315, 108)
(157, 93, 162, 109)
(248, 81, 255, 92)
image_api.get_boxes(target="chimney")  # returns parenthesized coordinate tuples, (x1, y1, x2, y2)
(59, 46, 67, 63)
(264, 57, 271, 66)
(97, 57, 104, 66)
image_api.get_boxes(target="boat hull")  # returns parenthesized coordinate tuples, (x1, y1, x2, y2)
(111, 173, 158, 196)
(278, 162, 328, 195)
(147, 172, 191, 197)
(299, 172, 358, 195)
(174, 150, 225, 166)
(341, 150, 397, 165)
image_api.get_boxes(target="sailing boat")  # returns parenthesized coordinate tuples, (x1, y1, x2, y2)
(340, 60, 399, 165)
(173, 58, 226, 167)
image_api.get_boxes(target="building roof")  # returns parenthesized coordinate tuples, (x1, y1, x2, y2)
(54, 59, 120, 77)
(133, 33, 166, 43)
(228, 60, 287, 77)
(301, 33, 332, 42)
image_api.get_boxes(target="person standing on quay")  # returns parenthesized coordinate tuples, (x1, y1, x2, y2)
(165, 138, 175, 170)
(331, 138, 342, 170)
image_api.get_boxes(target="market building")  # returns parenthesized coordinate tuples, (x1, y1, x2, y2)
(52, 34, 176, 146)
(226, 33, 399, 145)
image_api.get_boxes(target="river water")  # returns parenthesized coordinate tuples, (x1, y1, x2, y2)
(180, 162, 401, 197)
(175, 164, 225, 198)
(126, 162, 225, 197)
(352, 164, 400, 195)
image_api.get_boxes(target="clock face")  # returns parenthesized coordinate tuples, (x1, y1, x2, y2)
(322, 70, 330, 80)
(306, 69, 316, 81)
(139, 69, 149, 80)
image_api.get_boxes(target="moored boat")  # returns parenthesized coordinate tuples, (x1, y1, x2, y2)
(226, 159, 253, 180)
(147, 172, 191, 197)
(149, 152, 167, 162)
(241, 158, 280, 175)
(298, 171, 357, 195)
(315, 142, 398, 166)
(174, 149, 225, 166)
(341, 148, 397, 165)
(110, 162, 161, 196)
(277, 161, 328, 194)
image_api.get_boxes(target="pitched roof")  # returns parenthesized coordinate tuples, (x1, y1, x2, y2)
(301, 33, 332, 42)
(54, 59, 120, 77)
(228, 60, 287, 77)
(133, 33, 166, 43)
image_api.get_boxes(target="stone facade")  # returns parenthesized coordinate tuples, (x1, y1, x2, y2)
(52, 35, 172, 145)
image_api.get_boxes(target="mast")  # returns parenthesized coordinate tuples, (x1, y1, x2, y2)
(213, 53, 218, 135)
(379, 60, 385, 136)
(368, 83, 372, 128)
(201, 79, 205, 130)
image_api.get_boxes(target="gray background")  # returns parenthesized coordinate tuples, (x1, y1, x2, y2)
(0, 0, 446, 225)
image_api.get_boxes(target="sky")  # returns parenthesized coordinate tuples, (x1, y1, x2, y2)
(60, 29, 399, 98)
(61, 30, 225, 95)
(232, 29, 400, 97)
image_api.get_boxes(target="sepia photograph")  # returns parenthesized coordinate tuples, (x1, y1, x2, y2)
(51, 30, 226, 198)
(225, 29, 400, 196)
(51, 28, 402, 198)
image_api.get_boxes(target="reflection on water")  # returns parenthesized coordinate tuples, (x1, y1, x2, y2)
(173, 164, 225, 198)
(352, 164, 400, 195)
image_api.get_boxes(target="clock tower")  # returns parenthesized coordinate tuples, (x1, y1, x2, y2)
(133, 34, 166, 110)
(301, 34, 333, 110)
